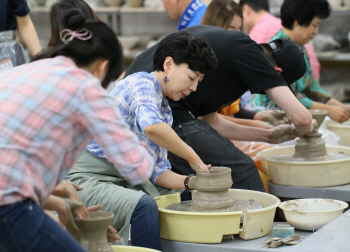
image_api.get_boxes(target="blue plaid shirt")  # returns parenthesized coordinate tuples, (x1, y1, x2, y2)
(87, 72, 173, 184)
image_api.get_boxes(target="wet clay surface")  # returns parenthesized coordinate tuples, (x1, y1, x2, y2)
(192, 167, 234, 211)
(166, 199, 262, 213)
(166, 167, 262, 220)
(74, 211, 114, 252)
(293, 110, 328, 159)
(273, 110, 350, 161)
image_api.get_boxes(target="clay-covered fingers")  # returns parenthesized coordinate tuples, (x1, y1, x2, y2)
(59, 198, 82, 241)
(189, 163, 211, 174)
(268, 124, 298, 144)
(63, 198, 84, 218)
(107, 226, 120, 243)
(261, 110, 291, 126)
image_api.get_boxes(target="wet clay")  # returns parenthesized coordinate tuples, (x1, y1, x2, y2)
(166, 167, 262, 216)
(191, 167, 234, 211)
(293, 110, 328, 159)
(74, 211, 114, 252)
(272, 110, 350, 161)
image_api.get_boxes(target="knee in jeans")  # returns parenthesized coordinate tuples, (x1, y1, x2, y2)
(137, 195, 159, 216)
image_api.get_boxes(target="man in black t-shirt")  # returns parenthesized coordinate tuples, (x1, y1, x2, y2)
(124, 25, 314, 192)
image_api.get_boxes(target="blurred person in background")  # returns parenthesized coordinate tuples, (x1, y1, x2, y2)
(251, 0, 350, 123)
(0, 0, 41, 70)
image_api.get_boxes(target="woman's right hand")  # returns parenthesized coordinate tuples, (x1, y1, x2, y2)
(189, 163, 211, 174)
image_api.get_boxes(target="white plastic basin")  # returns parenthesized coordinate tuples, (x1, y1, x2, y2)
(279, 198, 348, 231)
(326, 120, 350, 147)
(257, 145, 350, 187)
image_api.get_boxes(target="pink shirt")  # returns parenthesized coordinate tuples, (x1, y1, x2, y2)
(0, 56, 155, 206)
(249, 13, 321, 80)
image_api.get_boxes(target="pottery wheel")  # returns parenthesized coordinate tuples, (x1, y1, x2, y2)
(166, 199, 262, 223)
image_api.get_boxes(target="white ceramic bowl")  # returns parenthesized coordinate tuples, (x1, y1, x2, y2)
(279, 199, 348, 231)
(326, 120, 350, 147)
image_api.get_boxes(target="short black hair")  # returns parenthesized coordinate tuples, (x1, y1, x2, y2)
(239, 0, 269, 12)
(281, 0, 331, 29)
(153, 31, 218, 75)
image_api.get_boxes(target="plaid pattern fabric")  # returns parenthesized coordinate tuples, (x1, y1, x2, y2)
(0, 56, 155, 206)
(87, 72, 173, 184)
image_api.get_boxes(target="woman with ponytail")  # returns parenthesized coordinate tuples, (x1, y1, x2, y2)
(0, 10, 155, 252)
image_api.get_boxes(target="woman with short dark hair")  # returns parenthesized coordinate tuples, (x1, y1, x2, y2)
(66, 31, 217, 250)
(253, 0, 350, 123)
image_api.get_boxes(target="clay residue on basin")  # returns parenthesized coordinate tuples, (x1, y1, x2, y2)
(272, 152, 350, 162)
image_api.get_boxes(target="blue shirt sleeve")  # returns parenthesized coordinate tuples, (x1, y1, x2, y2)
(151, 158, 172, 185)
(128, 79, 166, 132)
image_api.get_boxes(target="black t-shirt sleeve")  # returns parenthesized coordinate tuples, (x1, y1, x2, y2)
(235, 43, 287, 94)
(11, 0, 30, 17)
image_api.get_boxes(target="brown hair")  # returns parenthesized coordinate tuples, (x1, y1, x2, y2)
(200, 0, 243, 30)
(48, 0, 100, 47)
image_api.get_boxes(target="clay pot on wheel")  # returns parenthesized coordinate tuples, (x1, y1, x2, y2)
(126, 0, 144, 7)
(74, 211, 114, 252)
(191, 167, 234, 211)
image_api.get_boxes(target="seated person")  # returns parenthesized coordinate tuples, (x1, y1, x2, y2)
(66, 31, 217, 251)
(124, 25, 315, 194)
(0, 10, 154, 252)
(239, 0, 321, 80)
(251, 0, 350, 123)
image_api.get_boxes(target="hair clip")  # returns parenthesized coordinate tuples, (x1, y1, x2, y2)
(163, 76, 169, 83)
(60, 28, 93, 44)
